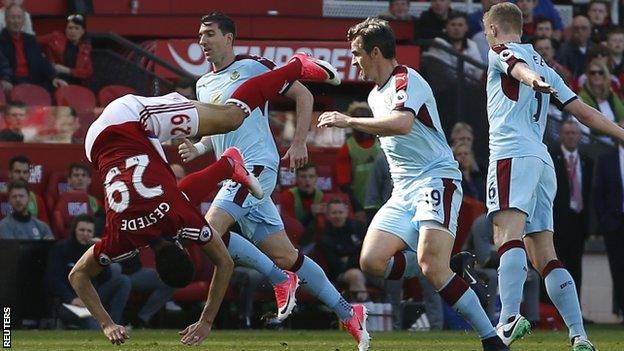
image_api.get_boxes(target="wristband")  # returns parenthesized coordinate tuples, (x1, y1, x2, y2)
(194, 142, 207, 156)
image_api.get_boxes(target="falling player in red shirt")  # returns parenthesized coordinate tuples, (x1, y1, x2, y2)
(67, 53, 340, 346)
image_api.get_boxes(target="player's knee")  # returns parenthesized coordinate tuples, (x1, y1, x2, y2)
(418, 253, 445, 280)
(359, 254, 385, 277)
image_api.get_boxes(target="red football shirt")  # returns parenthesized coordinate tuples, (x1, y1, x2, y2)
(91, 121, 211, 265)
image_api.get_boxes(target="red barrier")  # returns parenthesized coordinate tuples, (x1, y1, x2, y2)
(29, 0, 322, 16)
(154, 39, 420, 81)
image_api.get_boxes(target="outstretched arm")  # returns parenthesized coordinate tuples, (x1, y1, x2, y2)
(564, 99, 624, 143)
(179, 235, 234, 346)
(282, 81, 313, 169)
(509, 62, 557, 94)
(68, 246, 129, 345)
(318, 110, 414, 136)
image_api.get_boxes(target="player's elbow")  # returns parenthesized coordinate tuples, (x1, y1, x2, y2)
(68, 266, 82, 288)
(216, 254, 235, 273)
(395, 121, 412, 135)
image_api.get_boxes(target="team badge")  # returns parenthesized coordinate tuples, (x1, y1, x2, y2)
(230, 70, 240, 80)
(199, 225, 213, 243)
(98, 253, 112, 266)
(498, 49, 513, 62)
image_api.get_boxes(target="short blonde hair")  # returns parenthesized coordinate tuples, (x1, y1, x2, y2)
(484, 2, 523, 36)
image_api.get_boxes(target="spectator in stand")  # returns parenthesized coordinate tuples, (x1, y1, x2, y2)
(449, 121, 474, 148)
(379, 0, 417, 21)
(36, 106, 80, 144)
(0, 0, 33, 35)
(417, 0, 451, 40)
(556, 15, 592, 77)
(364, 153, 392, 224)
(0, 4, 66, 91)
(468, 214, 541, 324)
(606, 28, 624, 76)
(533, 36, 573, 84)
(549, 120, 593, 300)
(37, 14, 93, 85)
(534, 17, 558, 48)
(120, 255, 176, 328)
(468, 0, 501, 61)
(576, 45, 621, 95)
(279, 163, 325, 253)
(0, 100, 25, 142)
(586, 0, 612, 44)
(452, 143, 485, 202)
(594, 124, 624, 321)
(4, 155, 48, 223)
(424, 12, 483, 80)
(52, 162, 101, 238)
(320, 198, 368, 302)
(170, 163, 186, 183)
(45, 215, 131, 329)
(0, 180, 53, 239)
(335, 102, 381, 223)
(578, 60, 624, 142)
(517, 0, 537, 43)
(530, 0, 563, 38)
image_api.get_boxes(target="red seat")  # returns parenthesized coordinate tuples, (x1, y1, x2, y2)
(0, 192, 9, 220)
(45, 171, 69, 211)
(54, 84, 96, 113)
(453, 196, 486, 255)
(282, 214, 304, 246)
(11, 84, 52, 105)
(98, 85, 136, 107)
(52, 191, 94, 239)
(0, 89, 6, 107)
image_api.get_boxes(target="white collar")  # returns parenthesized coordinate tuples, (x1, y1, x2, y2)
(561, 145, 578, 159)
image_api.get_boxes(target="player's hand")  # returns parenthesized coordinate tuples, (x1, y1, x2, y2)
(282, 141, 308, 170)
(178, 138, 200, 163)
(102, 323, 129, 345)
(532, 80, 557, 95)
(179, 320, 212, 346)
(317, 111, 351, 129)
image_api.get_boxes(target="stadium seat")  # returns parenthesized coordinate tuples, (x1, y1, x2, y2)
(98, 84, 136, 107)
(45, 171, 70, 211)
(52, 191, 95, 239)
(11, 84, 52, 105)
(54, 85, 97, 113)
(453, 196, 486, 255)
(0, 192, 9, 220)
(282, 214, 304, 246)
(0, 90, 6, 107)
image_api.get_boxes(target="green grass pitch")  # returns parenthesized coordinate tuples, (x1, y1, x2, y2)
(10, 325, 624, 351)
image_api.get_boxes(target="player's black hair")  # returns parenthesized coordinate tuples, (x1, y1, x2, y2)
(534, 16, 554, 28)
(447, 11, 468, 23)
(68, 162, 92, 177)
(201, 11, 236, 38)
(296, 163, 318, 175)
(347, 17, 396, 59)
(154, 241, 195, 288)
(7, 179, 29, 193)
(388, 0, 409, 4)
(9, 155, 30, 170)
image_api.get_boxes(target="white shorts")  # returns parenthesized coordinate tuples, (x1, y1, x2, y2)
(369, 177, 462, 251)
(211, 166, 284, 245)
(486, 156, 556, 234)
(85, 92, 199, 162)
